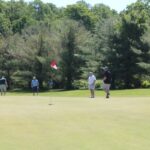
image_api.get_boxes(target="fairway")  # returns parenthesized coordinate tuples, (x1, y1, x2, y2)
(0, 96, 150, 150)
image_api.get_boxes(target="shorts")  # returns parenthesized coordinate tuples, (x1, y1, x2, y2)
(0, 84, 7, 92)
(32, 86, 38, 92)
(102, 82, 111, 91)
(89, 84, 95, 90)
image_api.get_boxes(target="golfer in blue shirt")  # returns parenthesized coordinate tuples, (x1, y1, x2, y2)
(31, 76, 39, 95)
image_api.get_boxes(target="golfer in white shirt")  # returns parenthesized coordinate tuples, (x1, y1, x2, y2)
(88, 72, 96, 98)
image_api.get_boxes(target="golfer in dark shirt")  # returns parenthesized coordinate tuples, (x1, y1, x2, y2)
(102, 67, 112, 98)
(0, 76, 8, 96)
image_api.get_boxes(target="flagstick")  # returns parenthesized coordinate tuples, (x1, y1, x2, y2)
(49, 60, 58, 105)
(49, 96, 53, 106)
(49, 89, 53, 106)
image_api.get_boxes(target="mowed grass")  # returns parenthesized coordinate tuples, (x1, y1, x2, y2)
(8, 88, 150, 97)
(0, 96, 150, 150)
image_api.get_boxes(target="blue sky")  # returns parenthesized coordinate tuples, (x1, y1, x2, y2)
(27, 0, 137, 12)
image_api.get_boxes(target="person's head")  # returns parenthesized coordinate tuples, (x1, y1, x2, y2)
(89, 72, 93, 77)
(33, 76, 36, 80)
(102, 66, 108, 71)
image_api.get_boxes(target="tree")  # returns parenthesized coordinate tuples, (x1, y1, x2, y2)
(94, 1, 150, 88)
(19, 23, 60, 88)
(92, 3, 117, 21)
(115, 1, 150, 88)
(65, 2, 97, 31)
(5, 0, 32, 34)
(51, 19, 94, 89)
(0, 34, 24, 88)
(106, 1, 150, 88)
(0, 13, 11, 36)
(94, 17, 120, 88)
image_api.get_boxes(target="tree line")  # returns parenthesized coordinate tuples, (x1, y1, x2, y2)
(0, 0, 150, 89)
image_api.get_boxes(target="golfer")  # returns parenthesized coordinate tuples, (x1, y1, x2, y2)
(88, 72, 96, 98)
(0, 76, 8, 96)
(102, 67, 112, 98)
(31, 76, 39, 96)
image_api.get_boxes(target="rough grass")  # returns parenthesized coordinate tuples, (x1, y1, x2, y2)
(0, 96, 150, 150)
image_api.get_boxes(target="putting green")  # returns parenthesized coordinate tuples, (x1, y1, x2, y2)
(0, 96, 150, 150)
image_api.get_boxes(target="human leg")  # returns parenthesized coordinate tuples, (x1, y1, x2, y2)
(36, 87, 39, 95)
(105, 84, 110, 98)
(32, 87, 35, 96)
(103, 84, 110, 98)
(3, 85, 6, 96)
(91, 89, 95, 98)
(90, 89, 92, 98)
(0, 85, 2, 96)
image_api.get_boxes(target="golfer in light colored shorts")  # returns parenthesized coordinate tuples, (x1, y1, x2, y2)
(0, 76, 8, 96)
(88, 72, 96, 98)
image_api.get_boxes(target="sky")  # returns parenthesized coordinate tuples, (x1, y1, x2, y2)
(29, 0, 137, 12)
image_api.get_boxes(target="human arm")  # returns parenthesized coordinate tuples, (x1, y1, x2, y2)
(5, 80, 8, 88)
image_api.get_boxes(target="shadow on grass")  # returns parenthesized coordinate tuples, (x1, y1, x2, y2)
(8, 88, 71, 94)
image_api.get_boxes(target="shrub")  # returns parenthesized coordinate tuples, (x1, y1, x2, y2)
(73, 80, 102, 89)
(141, 80, 150, 88)
(95, 80, 103, 89)
(73, 80, 88, 89)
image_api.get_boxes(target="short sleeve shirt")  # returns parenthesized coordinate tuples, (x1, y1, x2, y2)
(88, 75, 96, 85)
(103, 71, 111, 84)
(0, 78, 6, 85)
(31, 79, 39, 87)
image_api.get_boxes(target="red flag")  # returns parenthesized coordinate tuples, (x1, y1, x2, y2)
(50, 60, 58, 70)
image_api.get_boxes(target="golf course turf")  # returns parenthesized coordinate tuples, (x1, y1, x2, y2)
(0, 94, 150, 150)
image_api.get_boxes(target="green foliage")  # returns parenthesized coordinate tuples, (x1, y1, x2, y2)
(0, 0, 150, 90)
(65, 3, 97, 31)
(73, 80, 88, 89)
(19, 24, 60, 88)
(73, 80, 102, 90)
(141, 80, 150, 88)
(116, 1, 150, 88)
(11, 70, 32, 89)
(92, 4, 118, 21)
(50, 19, 94, 89)
(94, 0, 150, 89)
